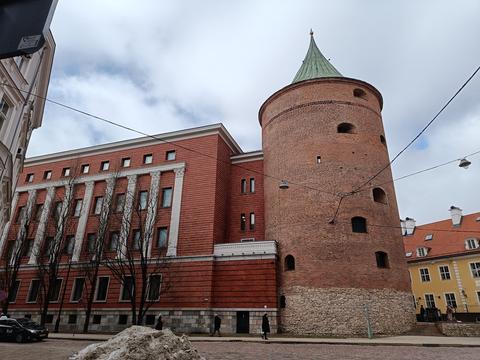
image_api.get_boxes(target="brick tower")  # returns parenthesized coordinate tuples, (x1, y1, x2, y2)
(259, 32, 415, 335)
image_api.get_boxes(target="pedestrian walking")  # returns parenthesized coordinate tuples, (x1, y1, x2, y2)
(211, 314, 221, 336)
(261, 313, 270, 340)
(446, 305, 454, 321)
(155, 315, 163, 330)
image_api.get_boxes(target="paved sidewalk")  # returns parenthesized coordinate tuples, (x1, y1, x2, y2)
(48, 332, 480, 347)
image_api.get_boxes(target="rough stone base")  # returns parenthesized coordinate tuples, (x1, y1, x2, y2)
(279, 287, 415, 336)
(437, 322, 480, 337)
(6, 308, 277, 335)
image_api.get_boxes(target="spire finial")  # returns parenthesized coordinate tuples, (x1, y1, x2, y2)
(310, 29, 314, 37)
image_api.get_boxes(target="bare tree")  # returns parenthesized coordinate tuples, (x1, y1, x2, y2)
(34, 175, 77, 325)
(103, 179, 170, 326)
(80, 175, 117, 333)
(0, 197, 36, 314)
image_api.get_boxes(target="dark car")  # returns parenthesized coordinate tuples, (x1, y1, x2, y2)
(0, 318, 48, 343)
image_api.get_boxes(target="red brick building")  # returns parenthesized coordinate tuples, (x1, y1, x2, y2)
(0, 34, 414, 335)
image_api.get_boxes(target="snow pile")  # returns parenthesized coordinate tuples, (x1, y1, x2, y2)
(70, 326, 205, 360)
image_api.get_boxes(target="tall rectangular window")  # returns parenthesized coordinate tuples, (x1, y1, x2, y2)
(445, 293, 457, 308)
(470, 262, 480, 278)
(53, 201, 63, 220)
(23, 239, 34, 257)
(161, 188, 172, 208)
(249, 178, 255, 193)
(44, 170, 52, 180)
(157, 227, 168, 248)
(71, 278, 85, 302)
(73, 199, 83, 217)
(420, 268, 430, 282)
(26, 173, 34, 183)
(425, 293, 435, 308)
(249, 212, 255, 230)
(439, 265, 451, 280)
(0, 96, 11, 131)
(120, 276, 134, 301)
(95, 277, 110, 301)
(240, 213, 246, 231)
(64, 235, 75, 255)
(93, 196, 103, 215)
(143, 154, 153, 164)
(15, 206, 25, 223)
(138, 190, 148, 210)
(241, 179, 247, 194)
(87, 233, 96, 254)
(122, 157, 131, 167)
(27, 279, 41, 303)
(43, 237, 53, 256)
(132, 230, 141, 250)
(49, 278, 63, 302)
(109, 232, 119, 251)
(35, 204, 44, 222)
(81, 164, 90, 174)
(101, 161, 110, 171)
(115, 193, 126, 213)
(8, 280, 20, 303)
(62, 167, 71, 177)
(166, 150, 176, 161)
(147, 274, 162, 301)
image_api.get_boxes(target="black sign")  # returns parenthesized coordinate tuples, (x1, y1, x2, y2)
(0, 0, 58, 59)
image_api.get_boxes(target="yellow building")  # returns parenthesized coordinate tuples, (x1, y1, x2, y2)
(403, 207, 480, 317)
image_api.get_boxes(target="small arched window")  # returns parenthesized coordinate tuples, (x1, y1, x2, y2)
(337, 123, 356, 134)
(375, 251, 389, 268)
(353, 88, 367, 99)
(351, 216, 367, 233)
(279, 295, 286, 308)
(380, 135, 386, 146)
(285, 255, 295, 271)
(372, 188, 387, 204)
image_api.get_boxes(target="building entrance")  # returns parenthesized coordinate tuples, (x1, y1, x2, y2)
(236, 311, 250, 333)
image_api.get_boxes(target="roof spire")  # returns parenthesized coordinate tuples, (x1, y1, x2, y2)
(292, 30, 343, 83)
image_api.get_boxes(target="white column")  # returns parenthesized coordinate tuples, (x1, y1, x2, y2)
(166, 167, 185, 257)
(118, 174, 137, 258)
(28, 187, 55, 264)
(0, 192, 19, 256)
(72, 181, 94, 262)
(10, 189, 37, 264)
(144, 171, 161, 258)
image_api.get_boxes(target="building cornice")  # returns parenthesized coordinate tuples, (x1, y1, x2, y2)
(407, 249, 480, 264)
(230, 150, 263, 164)
(24, 123, 243, 167)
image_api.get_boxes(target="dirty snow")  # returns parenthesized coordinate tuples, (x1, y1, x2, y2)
(70, 326, 205, 360)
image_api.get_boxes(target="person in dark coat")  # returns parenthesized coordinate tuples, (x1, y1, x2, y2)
(155, 315, 163, 330)
(211, 314, 221, 336)
(261, 313, 270, 340)
(419, 305, 426, 322)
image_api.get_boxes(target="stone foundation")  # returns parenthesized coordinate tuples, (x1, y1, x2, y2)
(6, 308, 277, 334)
(279, 287, 415, 336)
(437, 322, 480, 337)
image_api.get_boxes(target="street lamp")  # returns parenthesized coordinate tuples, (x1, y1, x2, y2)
(459, 158, 471, 169)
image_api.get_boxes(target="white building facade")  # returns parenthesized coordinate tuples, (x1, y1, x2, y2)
(0, 31, 55, 233)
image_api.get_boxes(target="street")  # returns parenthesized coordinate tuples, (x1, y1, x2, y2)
(0, 339, 478, 360)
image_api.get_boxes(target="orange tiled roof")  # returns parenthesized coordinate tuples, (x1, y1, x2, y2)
(403, 211, 480, 261)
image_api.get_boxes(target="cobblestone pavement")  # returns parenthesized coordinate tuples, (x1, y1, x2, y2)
(193, 342, 479, 360)
(0, 339, 479, 360)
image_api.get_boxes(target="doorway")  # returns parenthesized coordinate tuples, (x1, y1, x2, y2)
(236, 311, 250, 333)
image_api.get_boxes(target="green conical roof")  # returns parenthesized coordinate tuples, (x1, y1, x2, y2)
(292, 31, 342, 83)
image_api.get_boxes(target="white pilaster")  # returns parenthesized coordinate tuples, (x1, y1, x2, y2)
(28, 187, 55, 264)
(144, 171, 161, 258)
(118, 175, 137, 258)
(10, 190, 37, 264)
(0, 192, 19, 256)
(72, 181, 94, 262)
(166, 167, 185, 257)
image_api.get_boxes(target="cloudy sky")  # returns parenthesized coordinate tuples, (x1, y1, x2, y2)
(28, 0, 480, 225)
